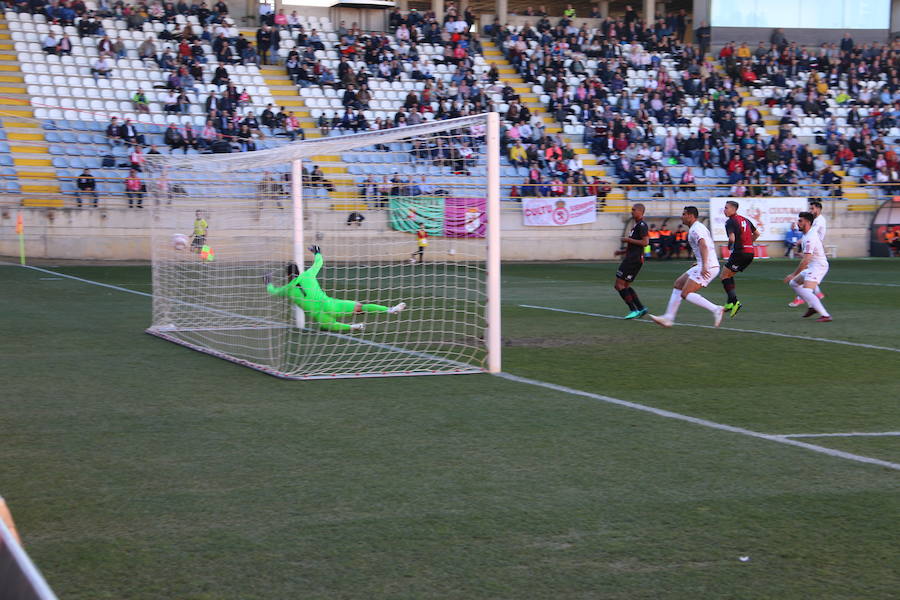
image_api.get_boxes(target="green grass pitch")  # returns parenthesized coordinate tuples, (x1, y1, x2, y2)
(2, 258, 899, 599)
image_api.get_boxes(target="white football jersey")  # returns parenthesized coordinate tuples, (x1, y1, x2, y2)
(811, 214, 827, 242)
(688, 220, 717, 265)
(801, 231, 829, 268)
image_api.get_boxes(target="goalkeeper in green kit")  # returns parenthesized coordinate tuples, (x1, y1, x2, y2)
(265, 245, 406, 332)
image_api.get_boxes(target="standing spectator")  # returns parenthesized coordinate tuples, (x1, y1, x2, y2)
(255, 171, 283, 210)
(256, 25, 273, 65)
(695, 20, 711, 57)
(130, 145, 146, 171)
(125, 170, 144, 208)
(75, 168, 98, 208)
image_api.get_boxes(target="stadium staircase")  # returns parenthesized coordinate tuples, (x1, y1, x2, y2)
(480, 38, 616, 206)
(0, 15, 59, 206)
(250, 27, 359, 212)
(715, 58, 879, 211)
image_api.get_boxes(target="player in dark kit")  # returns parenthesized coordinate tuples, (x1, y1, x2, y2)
(614, 203, 650, 319)
(720, 200, 759, 317)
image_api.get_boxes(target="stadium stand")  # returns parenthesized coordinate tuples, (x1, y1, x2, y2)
(486, 9, 898, 210)
(0, 0, 892, 212)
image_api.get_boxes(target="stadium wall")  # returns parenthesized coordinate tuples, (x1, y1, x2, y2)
(0, 204, 873, 260)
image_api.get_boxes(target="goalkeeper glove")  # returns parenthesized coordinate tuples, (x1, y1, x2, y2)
(308, 245, 321, 255)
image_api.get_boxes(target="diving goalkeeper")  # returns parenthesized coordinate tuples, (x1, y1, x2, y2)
(265, 245, 406, 332)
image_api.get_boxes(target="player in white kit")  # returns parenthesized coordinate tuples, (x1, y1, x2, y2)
(784, 211, 832, 322)
(788, 200, 827, 307)
(650, 206, 725, 328)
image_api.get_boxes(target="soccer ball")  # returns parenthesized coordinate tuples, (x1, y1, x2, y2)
(172, 233, 189, 251)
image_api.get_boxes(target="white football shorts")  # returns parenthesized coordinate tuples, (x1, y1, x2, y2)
(686, 263, 721, 287)
(800, 263, 829, 284)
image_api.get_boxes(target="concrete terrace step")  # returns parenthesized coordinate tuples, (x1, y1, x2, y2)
(14, 157, 53, 167)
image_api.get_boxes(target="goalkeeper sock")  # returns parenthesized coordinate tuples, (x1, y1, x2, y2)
(361, 303, 389, 313)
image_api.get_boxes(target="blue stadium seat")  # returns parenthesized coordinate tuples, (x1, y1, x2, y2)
(52, 157, 68, 168)
(0, 156, 13, 167)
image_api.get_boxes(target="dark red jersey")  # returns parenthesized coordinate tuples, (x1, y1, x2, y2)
(725, 214, 757, 253)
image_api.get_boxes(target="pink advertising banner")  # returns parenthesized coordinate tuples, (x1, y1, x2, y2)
(444, 197, 486, 238)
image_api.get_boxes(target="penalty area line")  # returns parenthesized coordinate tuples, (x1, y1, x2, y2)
(519, 304, 900, 354)
(496, 372, 900, 472)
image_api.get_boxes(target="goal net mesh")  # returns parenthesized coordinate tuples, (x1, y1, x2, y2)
(145, 115, 497, 379)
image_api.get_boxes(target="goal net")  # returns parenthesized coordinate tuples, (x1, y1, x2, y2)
(145, 113, 501, 380)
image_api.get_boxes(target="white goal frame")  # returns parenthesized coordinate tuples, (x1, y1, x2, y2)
(145, 113, 501, 380)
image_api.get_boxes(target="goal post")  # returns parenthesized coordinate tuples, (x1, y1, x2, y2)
(145, 113, 501, 380)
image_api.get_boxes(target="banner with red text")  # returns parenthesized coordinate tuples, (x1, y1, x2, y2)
(710, 197, 808, 241)
(522, 196, 597, 227)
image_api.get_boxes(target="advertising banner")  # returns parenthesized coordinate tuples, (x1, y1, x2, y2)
(389, 196, 486, 238)
(522, 196, 597, 227)
(709, 197, 808, 241)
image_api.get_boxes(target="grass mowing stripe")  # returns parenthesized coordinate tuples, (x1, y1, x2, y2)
(496, 372, 900, 472)
(782, 432, 900, 438)
(519, 303, 900, 354)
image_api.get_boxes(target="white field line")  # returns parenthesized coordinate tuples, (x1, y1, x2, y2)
(497, 373, 900, 472)
(781, 432, 900, 438)
(519, 304, 900, 354)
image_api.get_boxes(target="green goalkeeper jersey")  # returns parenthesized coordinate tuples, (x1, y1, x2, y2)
(266, 253, 329, 312)
(266, 252, 396, 332)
